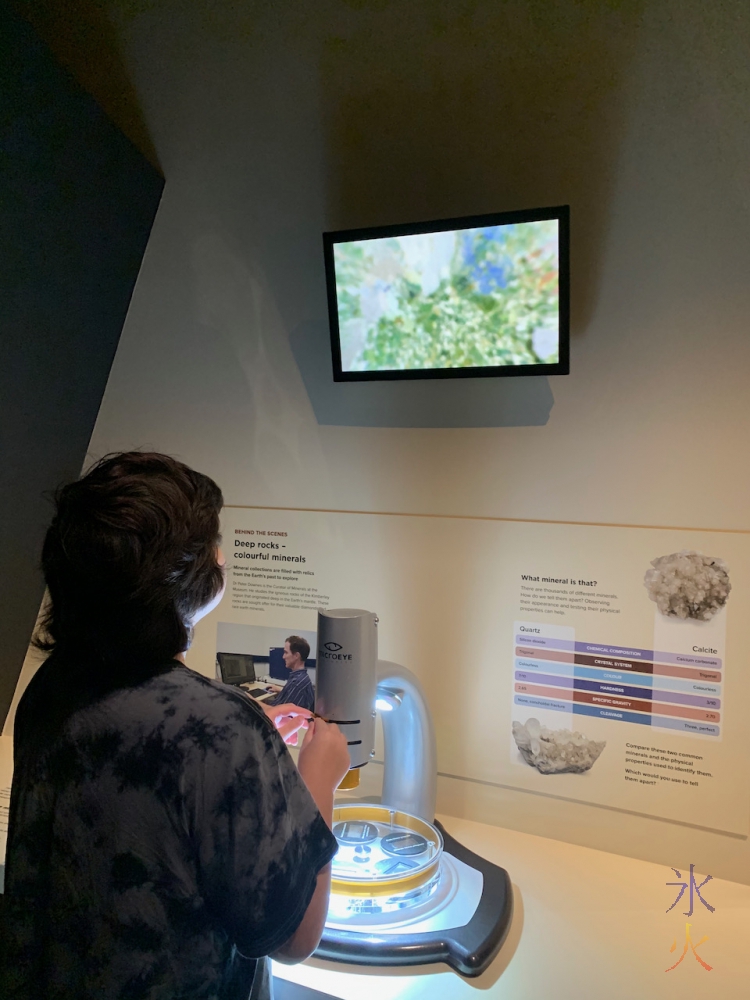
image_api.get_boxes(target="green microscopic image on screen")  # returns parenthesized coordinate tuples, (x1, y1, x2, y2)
(331, 217, 561, 376)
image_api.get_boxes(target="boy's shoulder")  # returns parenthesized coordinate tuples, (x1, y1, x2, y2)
(144, 664, 270, 725)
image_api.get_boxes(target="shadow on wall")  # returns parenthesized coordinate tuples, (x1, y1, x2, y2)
(290, 321, 555, 427)
(290, 0, 645, 428)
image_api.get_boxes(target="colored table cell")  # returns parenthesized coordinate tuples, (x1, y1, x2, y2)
(574, 652, 653, 674)
(651, 689, 720, 710)
(654, 650, 721, 669)
(514, 694, 571, 714)
(573, 690, 652, 715)
(515, 634, 575, 652)
(650, 675, 721, 697)
(573, 676, 653, 700)
(516, 670, 574, 688)
(652, 662, 721, 682)
(516, 657, 575, 677)
(652, 715, 720, 737)
(650, 701, 720, 723)
(515, 682, 574, 702)
(575, 642, 653, 661)
(572, 703, 652, 726)
(573, 665, 654, 688)
(516, 646, 574, 663)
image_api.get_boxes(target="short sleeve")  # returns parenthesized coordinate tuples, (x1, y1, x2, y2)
(195, 696, 338, 958)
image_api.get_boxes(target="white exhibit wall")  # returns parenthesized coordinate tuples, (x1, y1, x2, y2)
(89, 0, 750, 526)
(21, 0, 748, 874)
(186, 505, 750, 884)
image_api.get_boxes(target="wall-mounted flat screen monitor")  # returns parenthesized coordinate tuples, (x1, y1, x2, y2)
(324, 205, 569, 381)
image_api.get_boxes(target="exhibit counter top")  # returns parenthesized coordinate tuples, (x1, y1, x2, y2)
(274, 810, 750, 1000)
(0, 736, 747, 998)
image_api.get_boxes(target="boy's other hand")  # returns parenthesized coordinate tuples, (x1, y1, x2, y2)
(261, 702, 311, 745)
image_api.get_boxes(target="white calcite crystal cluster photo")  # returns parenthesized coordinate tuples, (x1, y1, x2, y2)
(644, 550, 730, 622)
(512, 717, 606, 774)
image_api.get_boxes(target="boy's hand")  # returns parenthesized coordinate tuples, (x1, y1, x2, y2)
(261, 702, 311, 745)
(297, 718, 350, 806)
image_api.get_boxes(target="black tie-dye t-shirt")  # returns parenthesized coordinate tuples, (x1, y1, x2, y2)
(3, 656, 338, 1000)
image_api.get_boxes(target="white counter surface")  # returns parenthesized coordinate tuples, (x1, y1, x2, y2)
(275, 812, 750, 1000)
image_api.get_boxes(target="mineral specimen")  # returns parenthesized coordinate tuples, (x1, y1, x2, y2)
(512, 717, 606, 774)
(644, 550, 730, 622)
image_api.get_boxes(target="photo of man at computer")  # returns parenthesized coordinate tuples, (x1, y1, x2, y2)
(264, 636, 314, 713)
(216, 624, 316, 712)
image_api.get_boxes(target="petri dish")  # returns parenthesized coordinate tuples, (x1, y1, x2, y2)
(329, 804, 443, 915)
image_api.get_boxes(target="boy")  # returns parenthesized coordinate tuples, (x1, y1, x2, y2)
(3, 453, 348, 1000)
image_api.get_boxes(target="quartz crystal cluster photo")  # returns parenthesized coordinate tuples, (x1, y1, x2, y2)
(512, 718, 606, 774)
(644, 550, 730, 622)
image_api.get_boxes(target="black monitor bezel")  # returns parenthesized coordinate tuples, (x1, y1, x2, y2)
(216, 651, 257, 686)
(323, 205, 569, 382)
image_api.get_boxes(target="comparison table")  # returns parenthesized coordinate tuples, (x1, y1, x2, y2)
(513, 631, 721, 739)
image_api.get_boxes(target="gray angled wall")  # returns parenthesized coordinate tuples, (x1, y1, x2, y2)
(0, 4, 164, 727)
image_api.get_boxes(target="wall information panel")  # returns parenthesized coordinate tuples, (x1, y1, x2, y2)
(193, 508, 750, 842)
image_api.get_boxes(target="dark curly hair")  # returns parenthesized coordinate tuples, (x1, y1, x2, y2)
(36, 452, 224, 665)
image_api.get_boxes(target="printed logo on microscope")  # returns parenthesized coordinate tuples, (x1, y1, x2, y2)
(319, 641, 352, 661)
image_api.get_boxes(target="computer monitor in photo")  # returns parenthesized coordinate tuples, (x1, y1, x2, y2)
(216, 652, 256, 686)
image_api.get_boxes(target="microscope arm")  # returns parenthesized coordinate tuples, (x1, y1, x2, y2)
(376, 660, 437, 823)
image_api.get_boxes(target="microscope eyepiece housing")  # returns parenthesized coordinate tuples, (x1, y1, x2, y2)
(315, 608, 378, 770)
